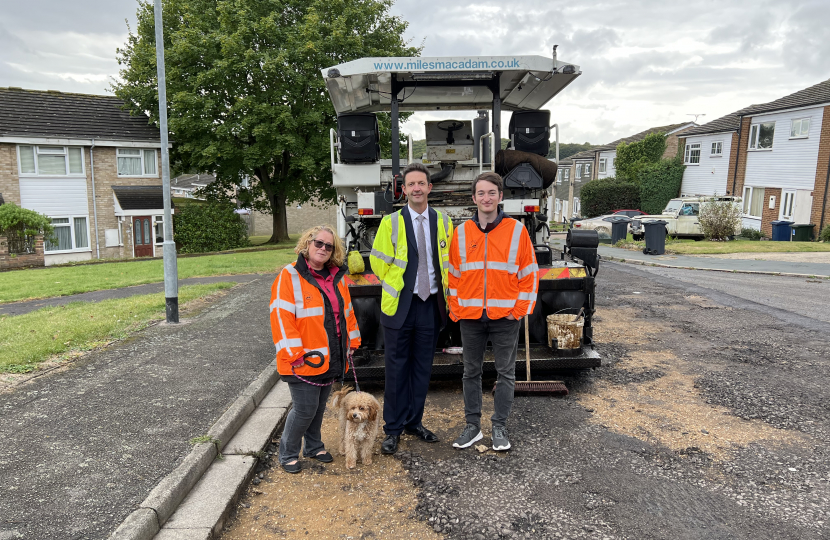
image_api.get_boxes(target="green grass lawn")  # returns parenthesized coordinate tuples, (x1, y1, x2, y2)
(1, 249, 297, 304)
(0, 283, 233, 374)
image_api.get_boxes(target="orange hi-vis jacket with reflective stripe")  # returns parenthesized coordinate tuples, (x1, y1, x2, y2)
(448, 215, 539, 321)
(270, 259, 361, 378)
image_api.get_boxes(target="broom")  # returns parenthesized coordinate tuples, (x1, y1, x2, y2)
(512, 313, 568, 395)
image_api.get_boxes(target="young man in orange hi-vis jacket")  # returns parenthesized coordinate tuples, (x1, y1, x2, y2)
(447, 171, 539, 452)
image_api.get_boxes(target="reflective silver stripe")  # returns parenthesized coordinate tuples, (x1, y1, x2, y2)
(436, 210, 450, 236)
(371, 248, 394, 264)
(285, 265, 305, 309)
(275, 270, 295, 356)
(390, 211, 400, 252)
(304, 347, 329, 356)
(487, 298, 516, 308)
(457, 298, 484, 307)
(448, 263, 461, 278)
(448, 288, 458, 296)
(296, 307, 324, 318)
(457, 221, 467, 265)
(349, 329, 361, 340)
(392, 258, 406, 269)
(460, 261, 485, 271)
(271, 298, 296, 314)
(345, 302, 353, 318)
(381, 281, 400, 299)
(517, 292, 537, 301)
(517, 263, 539, 279)
(276, 337, 304, 353)
(486, 261, 519, 273)
(507, 220, 523, 269)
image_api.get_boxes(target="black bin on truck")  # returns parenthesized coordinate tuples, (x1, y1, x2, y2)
(603, 215, 631, 244)
(642, 219, 667, 255)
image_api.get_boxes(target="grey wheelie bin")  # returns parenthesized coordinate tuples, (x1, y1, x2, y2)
(603, 215, 631, 245)
(642, 219, 667, 255)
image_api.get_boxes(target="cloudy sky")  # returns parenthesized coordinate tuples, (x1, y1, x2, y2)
(2, 0, 828, 144)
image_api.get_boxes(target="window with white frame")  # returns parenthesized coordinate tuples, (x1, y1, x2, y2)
(154, 216, 165, 244)
(790, 118, 810, 139)
(563, 168, 570, 183)
(748, 122, 775, 150)
(742, 186, 765, 218)
(710, 141, 723, 157)
(18, 145, 84, 176)
(117, 148, 158, 176)
(45, 216, 90, 252)
(684, 143, 701, 164)
(575, 164, 582, 179)
(599, 158, 606, 173)
(584, 163, 591, 178)
(573, 197, 580, 216)
(556, 170, 562, 184)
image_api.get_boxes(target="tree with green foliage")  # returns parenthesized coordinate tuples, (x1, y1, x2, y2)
(113, 0, 418, 243)
(637, 157, 685, 214)
(0, 203, 54, 251)
(580, 178, 640, 218)
(614, 132, 666, 182)
(173, 201, 250, 253)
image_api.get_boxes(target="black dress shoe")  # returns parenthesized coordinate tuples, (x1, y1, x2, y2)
(381, 434, 400, 454)
(405, 425, 439, 443)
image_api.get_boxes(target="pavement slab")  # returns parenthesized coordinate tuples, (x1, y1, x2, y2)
(0, 274, 278, 540)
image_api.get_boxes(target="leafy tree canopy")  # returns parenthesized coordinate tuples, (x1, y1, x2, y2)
(614, 132, 666, 182)
(113, 0, 418, 242)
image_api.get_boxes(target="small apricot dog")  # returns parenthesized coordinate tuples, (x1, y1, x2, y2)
(330, 386, 380, 468)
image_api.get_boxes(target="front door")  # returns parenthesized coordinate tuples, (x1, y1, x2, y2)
(133, 215, 153, 257)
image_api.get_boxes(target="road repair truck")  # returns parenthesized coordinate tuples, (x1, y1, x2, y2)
(322, 51, 601, 380)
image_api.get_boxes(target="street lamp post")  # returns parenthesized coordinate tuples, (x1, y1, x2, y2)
(154, 0, 179, 323)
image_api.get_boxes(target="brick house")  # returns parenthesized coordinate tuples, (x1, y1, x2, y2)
(0, 87, 167, 265)
(552, 149, 594, 221)
(727, 79, 830, 238)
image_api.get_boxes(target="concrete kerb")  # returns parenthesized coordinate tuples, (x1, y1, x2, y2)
(600, 254, 830, 279)
(109, 364, 284, 540)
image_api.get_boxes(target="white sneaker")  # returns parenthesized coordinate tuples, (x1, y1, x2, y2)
(491, 425, 511, 451)
(452, 423, 483, 449)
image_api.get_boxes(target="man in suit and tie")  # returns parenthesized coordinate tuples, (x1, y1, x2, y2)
(370, 163, 454, 454)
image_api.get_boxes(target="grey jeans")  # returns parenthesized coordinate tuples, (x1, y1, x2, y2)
(459, 317, 521, 428)
(279, 381, 333, 464)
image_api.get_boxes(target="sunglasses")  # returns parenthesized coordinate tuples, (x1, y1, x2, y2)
(311, 239, 334, 252)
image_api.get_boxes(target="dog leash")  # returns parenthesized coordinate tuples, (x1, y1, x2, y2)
(291, 350, 361, 392)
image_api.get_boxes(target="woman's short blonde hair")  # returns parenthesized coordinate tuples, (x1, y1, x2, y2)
(295, 225, 345, 268)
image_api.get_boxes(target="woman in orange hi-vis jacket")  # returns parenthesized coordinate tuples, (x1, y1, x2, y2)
(270, 225, 361, 473)
(447, 172, 539, 453)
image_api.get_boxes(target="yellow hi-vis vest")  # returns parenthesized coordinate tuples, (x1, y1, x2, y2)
(369, 208, 453, 317)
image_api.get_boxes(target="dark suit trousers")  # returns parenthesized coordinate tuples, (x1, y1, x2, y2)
(382, 294, 439, 435)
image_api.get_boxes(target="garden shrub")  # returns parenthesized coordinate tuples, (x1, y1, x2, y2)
(820, 224, 830, 243)
(740, 227, 763, 241)
(0, 203, 54, 252)
(580, 177, 640, 218)
(699, 199, 742, 241)
(615, 132, 666, 182)
(638, 158, 685, 215)
(173, 201, 250, 253)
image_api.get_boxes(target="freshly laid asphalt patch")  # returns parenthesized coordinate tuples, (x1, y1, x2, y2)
(0, 274, 265, 316)
(0, 275, 277, 540)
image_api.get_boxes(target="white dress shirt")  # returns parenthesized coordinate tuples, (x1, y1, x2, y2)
(407, 204, 438, 295)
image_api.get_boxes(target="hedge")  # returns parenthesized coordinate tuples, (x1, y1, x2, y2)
(0, 203, 54, 238)
(173, 201, 250, 253)
(615, 132, 666, 182)
(580, 177, 641, 218)
(638, 158, 685, 215)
